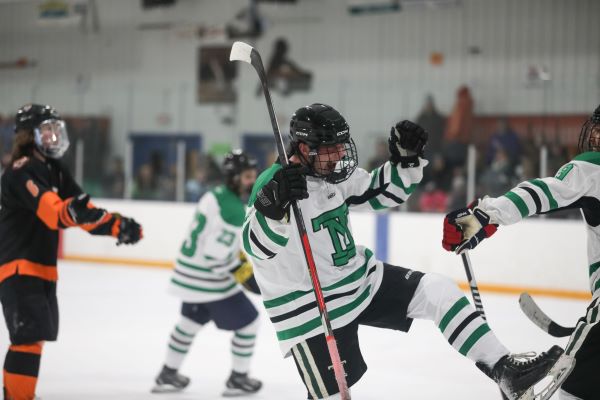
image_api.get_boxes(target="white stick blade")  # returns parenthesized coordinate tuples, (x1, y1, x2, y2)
(230, 41, 253, 63)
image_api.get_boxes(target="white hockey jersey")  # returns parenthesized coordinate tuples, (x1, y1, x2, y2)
(243, 159, 426, 356)
(168, 185, 245, 303)
(478, 152, 600, 300)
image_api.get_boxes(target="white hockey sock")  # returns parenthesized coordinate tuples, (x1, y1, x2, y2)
(231, 317, 259, 374)
(407, 273, 509, 368)
(164, 316, 204, 370)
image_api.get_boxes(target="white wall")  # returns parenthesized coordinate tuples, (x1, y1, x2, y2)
(1, 0, 598, 162)
(387, 212, 589, 292)
(62, 199, 590, 296)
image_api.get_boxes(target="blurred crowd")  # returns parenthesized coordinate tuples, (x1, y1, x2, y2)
(366, 87, 579, 218)
(0, 89, 580, 217)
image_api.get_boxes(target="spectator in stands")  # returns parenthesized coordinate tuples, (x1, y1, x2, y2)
(150, 151, 175, 201)
(443, 86, 474, 170)
(416, 94, 446, 159)
(202, 153, 225, 187)
(132, 163, 160, 200)
(185, 167, 207, 202)
(486, 118, 521, 171)
(416, 94, 451, 191)
(419, 181, 449, 213)
(367, 138, 389, 171)
(447, 167, 467, 211)
(479, 145, 515, 197)
(103, 156, 125, 198)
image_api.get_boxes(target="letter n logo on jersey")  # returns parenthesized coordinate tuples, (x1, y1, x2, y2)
(311, 204, 356, 267)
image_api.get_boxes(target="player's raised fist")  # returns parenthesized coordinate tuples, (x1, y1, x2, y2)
(389, 120, 428, 168)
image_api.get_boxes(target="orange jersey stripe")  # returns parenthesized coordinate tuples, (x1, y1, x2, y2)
(9, 343, 43, 355)
(0, 259, 57, 283)
(36, 191, 75, 230)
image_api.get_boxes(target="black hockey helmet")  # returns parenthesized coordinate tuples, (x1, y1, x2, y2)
(223, 149, 257, 194)
(14, 103, 70, 159)
(289, 103, 357, 183)
(578, 105, 600, 153)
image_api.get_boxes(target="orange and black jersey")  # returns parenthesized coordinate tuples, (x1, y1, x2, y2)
(0, 156, 118, 283)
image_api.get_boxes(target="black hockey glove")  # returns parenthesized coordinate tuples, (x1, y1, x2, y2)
(389, 120, 428, 168)
(254, 164, 309, 220)
(67, 194, 107, 225)
(115, 216, 143, 245)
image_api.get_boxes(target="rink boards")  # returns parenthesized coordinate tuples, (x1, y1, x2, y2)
(61, 199, 590, 300)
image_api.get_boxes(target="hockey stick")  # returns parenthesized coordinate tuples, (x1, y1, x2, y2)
(230, 41, 351, 400)
(461, 251, 487, 320)
(518, 293, 575, 337)
(460, 257, 575, 400)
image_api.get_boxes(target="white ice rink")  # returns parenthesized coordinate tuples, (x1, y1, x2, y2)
(0, 261, 588, 400)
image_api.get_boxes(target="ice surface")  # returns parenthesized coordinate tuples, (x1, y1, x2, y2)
(0, 261, 587, 399)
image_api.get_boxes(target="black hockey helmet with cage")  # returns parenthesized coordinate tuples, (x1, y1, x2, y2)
(578, 105, 600, 153)
(15, 104, 60, 132)
(222, 149, 257, 193)
(289, 103, 358, 184)
(14, 103, 70, 159)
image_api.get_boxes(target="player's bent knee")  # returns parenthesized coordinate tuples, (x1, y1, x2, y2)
(407, 273, 463, 320)
(418, 272, 462, 301)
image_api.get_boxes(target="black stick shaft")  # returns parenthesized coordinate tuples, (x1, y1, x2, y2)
(461, 252, 486, 320)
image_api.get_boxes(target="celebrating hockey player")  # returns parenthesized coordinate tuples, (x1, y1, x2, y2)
(442, 105, 600, 400)
(152, 149, 262, 397)
(0, 104, 143, 400)
(243, 103, 567, 400)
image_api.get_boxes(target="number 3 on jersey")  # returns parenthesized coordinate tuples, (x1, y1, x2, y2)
(180, 213, 207, 257)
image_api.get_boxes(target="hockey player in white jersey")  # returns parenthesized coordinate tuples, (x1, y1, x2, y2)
(243, 103, 566, 400)
(152, 150, 263, 396)
(443, 105, 600, 400)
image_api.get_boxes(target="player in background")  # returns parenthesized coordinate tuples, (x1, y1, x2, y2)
(152, 150, 263, 397)
(0, 104, 143, 400)
(442, 105, 600, 400)
(243, 103, 568, 400)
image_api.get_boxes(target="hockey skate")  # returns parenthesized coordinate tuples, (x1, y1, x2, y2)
(477, 345, 575, 400)
(222, 371, 262, 397)
(151, 365, 190, 393)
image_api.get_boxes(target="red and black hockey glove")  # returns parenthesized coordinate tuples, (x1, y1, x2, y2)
(442, 199, 498, 254)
